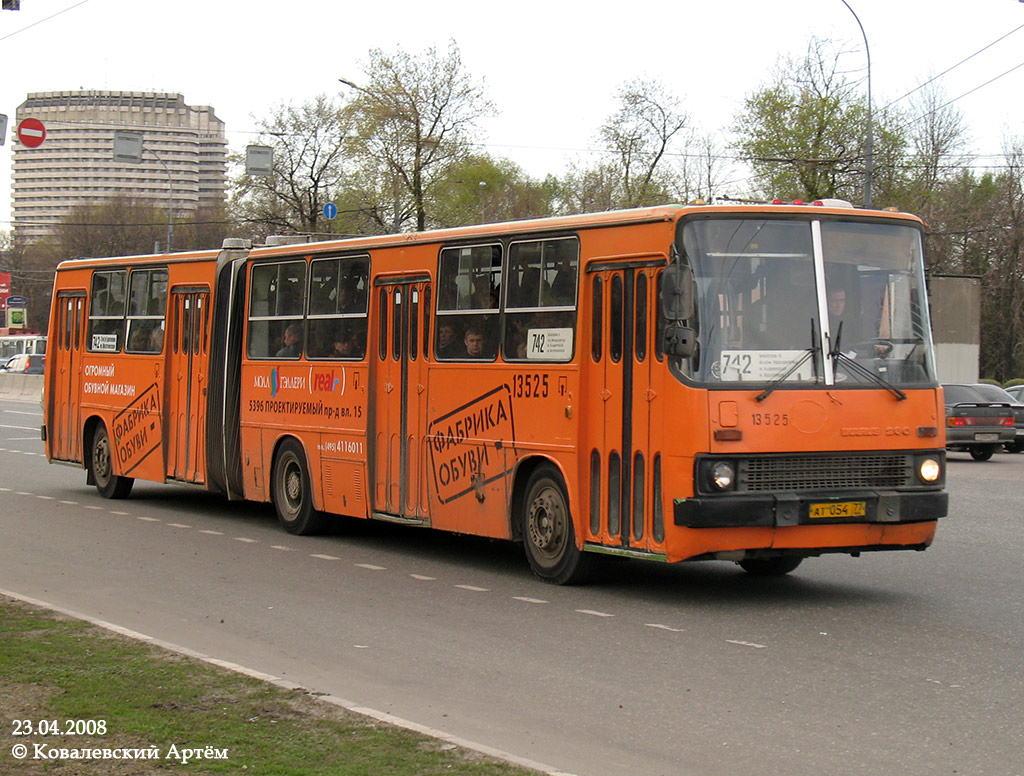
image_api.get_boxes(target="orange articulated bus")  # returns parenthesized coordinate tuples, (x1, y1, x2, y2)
(43, 202, 948, 584)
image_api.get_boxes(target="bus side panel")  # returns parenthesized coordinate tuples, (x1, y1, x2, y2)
(238, 361, 371, 514)
(317, 363, 370, 518)
(423, 365, 580, 540)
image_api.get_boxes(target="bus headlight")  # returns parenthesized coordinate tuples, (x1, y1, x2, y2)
(918, 456, 942, 483)
(710, 461, 735, 491)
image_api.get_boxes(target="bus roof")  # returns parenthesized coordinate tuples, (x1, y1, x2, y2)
(249, 202, 924, 260)
(54, 247, 223, 274)
(51, 202, 925, 270)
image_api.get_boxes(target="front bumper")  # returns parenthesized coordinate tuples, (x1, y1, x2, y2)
(674, 490, 948, 528)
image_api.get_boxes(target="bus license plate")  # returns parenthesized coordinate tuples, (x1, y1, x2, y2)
(974, 433, 999, 442)
(809, 501, 866, 519)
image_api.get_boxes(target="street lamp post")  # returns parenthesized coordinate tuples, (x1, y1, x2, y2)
(113, 131, 174, 251)
(149, 149, 174, 252)
(840, 0, 873, 208)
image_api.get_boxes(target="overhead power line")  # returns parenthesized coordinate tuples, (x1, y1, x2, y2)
(0, 0, 91, 42)
(883, 23, 1024, 111)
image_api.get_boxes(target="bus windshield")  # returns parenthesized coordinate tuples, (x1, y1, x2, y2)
(674, 216, 936, 388)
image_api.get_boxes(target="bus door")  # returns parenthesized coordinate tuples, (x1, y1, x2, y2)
(372, 275, 432, 521)
(586, 260, 665, 553)
(166, 287, 210, 484)
(50, 291, 86, 463)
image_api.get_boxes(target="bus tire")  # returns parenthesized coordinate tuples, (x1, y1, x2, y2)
(272, 440, 328, 535)
(521, 465, 592, 585)
(969, 445, 995, 461)
(739, 556, 803, 576)
(89, 423, 134, 499)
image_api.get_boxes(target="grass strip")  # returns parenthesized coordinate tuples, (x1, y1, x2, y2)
(0, 597, 539, 775)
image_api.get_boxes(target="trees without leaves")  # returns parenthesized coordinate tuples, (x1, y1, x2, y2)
(340, 41, 494, 232)
(231, 95, 351, 238)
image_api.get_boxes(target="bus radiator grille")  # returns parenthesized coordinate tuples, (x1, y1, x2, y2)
(740, 454, 912, 492)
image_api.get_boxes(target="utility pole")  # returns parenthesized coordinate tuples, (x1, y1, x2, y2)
(840, 0, 874, 208)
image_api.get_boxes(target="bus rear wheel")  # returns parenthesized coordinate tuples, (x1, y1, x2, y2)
(739, 556, 803, 576)
(522, 465, 592, 585)
(272, 440, 329, 535)
(89, 423, 134, 499)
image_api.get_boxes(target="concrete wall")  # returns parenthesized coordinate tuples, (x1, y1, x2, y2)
(929, 275, 981, 384)
(0, 374, 43, 402)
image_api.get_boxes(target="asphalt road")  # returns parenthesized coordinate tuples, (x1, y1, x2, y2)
(2, 397, 1022, 776)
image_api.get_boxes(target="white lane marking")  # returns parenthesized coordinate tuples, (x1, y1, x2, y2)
(455, 584, 489, 592)
(137, 516, 160, 522)
(356, 563, 386, 571)
(167, 523, 191, 529)
(513, 596, 549, 605)
(36, 495, 56, 500)
(270, 545, 294, 551)
(234, 537, 258, 543)
(311, 553, 340, 560)
(58, 500, 79, 505)
(410, 574, 436, 581)
(199, 530, 223, 535)
(576, 609, 614, 618)
(646, 623, 685, 632)
(111, 511, 130, 516)
(726, 639, 767, 649)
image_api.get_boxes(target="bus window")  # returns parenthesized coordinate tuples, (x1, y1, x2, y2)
(88, 270, 127, 353)
(248, 260, 307, 359)
(125, 268, 168, 354)
(307, 256, 369, 360)
(503, 237, 578, 362)
(435, 244, 501, 360)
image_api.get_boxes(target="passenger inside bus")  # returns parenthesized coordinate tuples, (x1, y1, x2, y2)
(275, 323, 303, 358)
(436, 320, 461, 359)
(331, 333, 357, 358)
(462, 322, 488, 358)
(128, 326, 152, 352)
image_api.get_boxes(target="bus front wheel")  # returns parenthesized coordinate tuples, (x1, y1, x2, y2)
(272, 440, 328, 535)
(89, 423, 134, 499)
(522, 465, 592, 585)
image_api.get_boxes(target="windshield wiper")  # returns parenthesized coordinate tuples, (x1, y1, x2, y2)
(755, 319, 821, 403)
(830, 323, 906, 400)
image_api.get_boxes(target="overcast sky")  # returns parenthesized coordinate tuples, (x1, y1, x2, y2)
(2, 0, 1024, 228)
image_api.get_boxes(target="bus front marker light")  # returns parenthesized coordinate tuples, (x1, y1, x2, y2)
(918, 457, 941, 484)
(710, 461, 735, 491)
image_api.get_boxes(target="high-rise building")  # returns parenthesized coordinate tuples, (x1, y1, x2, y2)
(12, 90, 227, 244)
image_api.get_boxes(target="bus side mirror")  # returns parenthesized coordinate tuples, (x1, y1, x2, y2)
(661, 265, 694, 320)
(663, 324, 696, 358)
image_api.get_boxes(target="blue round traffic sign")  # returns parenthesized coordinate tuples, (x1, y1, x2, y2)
(323, 203, 337, 220)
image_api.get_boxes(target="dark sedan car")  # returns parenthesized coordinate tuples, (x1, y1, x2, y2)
(942, 383, 1016, 460)
(970, 383, 1024, 454)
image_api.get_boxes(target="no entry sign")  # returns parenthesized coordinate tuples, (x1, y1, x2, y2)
(17, 118, 46, 148)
